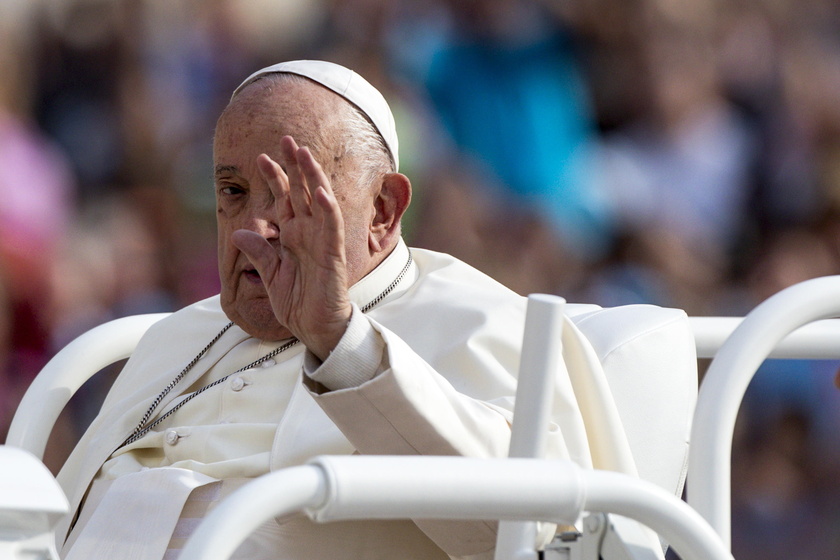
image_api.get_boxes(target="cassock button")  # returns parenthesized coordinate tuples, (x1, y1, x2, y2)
(231, 376, 246, 392)
(165, 430, 179, 445)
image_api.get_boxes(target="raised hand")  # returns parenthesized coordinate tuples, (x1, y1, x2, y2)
(232, 136, 353, 361)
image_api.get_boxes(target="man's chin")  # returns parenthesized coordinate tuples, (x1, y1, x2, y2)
(222, 299, 294, 341)
(236, 317, 294, 342)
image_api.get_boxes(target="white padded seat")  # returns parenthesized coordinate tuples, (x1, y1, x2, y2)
(567, 303, 698, 497)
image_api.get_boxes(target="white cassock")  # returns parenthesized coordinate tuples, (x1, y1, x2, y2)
(55, 239, 696, 560)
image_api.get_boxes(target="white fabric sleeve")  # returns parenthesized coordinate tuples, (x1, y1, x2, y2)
(303, 316, 563, 558)
(303, 303, 388, 391)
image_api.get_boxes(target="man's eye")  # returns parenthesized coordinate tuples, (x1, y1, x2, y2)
(220, 185, 245, 196)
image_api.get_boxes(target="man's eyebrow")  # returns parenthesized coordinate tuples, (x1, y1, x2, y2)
(214, 165, 239, 177)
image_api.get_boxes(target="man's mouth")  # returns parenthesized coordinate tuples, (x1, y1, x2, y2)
(243, 267, 262, 284)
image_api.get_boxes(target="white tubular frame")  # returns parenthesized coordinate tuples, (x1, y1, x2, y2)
(690, 316, 840, 359)
(179, 456, 733, 560)
(687, 275, 840, 549)
(5, 313, 170, 459)
(496, 294, 566, 560)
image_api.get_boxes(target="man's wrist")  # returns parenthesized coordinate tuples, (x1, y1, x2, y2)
(304, 303, 354, 362)
(304, 304, 386, 391)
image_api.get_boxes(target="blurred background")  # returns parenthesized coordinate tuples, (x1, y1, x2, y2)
(1, 0, 840, 557)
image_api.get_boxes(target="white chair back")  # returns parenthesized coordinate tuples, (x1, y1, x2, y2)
(5, 313, 170, 459)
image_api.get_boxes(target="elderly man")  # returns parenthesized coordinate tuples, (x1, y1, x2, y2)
(53, 61, 670, 560)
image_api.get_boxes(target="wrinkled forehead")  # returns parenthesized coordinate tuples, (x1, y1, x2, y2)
(215, 77, 346, 150)
(231, 72, 349, 112)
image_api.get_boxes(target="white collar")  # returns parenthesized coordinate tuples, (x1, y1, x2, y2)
(348, 238, 416, 311)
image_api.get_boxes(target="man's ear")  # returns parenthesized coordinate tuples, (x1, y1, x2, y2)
(369, 172, 411, 253)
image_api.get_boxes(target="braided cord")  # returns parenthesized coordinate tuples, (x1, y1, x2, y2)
(119, 250, 413, 449)
(122, 337, 300, 446)
(122, 321, 234, 446)
(360, 252, 412, 313)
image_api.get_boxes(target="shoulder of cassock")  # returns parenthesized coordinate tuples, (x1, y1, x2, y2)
(343, 247, 696, 496)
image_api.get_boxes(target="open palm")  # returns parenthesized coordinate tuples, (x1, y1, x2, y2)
(232, 136, 353, 360)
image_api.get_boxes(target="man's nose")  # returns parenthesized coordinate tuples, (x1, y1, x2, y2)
(243, 211, 280, 240)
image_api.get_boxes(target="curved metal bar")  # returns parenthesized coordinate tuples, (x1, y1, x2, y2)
(690, 316, 840, 359)
(584, 469, 732, 560)
(687, 275, 840, 548)
(6, 313, 170, 458)
(178, 466, 328, 560)
(179, 456, 732, 560)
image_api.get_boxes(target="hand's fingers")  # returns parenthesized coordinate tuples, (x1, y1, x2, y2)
(312, 185, 345, 244)
(279, 136, 313, 216)
(296, 146, 333, 196)
(296, 146, 339, 222)
(256, 154, 291, 218)
(231, 229, 280, 285)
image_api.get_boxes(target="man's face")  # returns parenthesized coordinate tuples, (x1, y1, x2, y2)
(213, 79, 375, 340)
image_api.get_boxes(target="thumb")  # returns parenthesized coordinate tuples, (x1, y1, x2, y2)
(232, 229, 280, 281)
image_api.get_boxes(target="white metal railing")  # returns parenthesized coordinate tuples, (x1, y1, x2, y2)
(496, 294, 567, 560)
(178, 456, 733, 560)
(690, 316, 840, 359)
(687, 275, 840, 549)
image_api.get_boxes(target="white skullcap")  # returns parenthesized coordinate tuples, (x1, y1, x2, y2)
(232, 60, 399, 171)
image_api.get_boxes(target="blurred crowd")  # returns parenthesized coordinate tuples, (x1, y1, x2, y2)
(1, 0, 840, 557)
